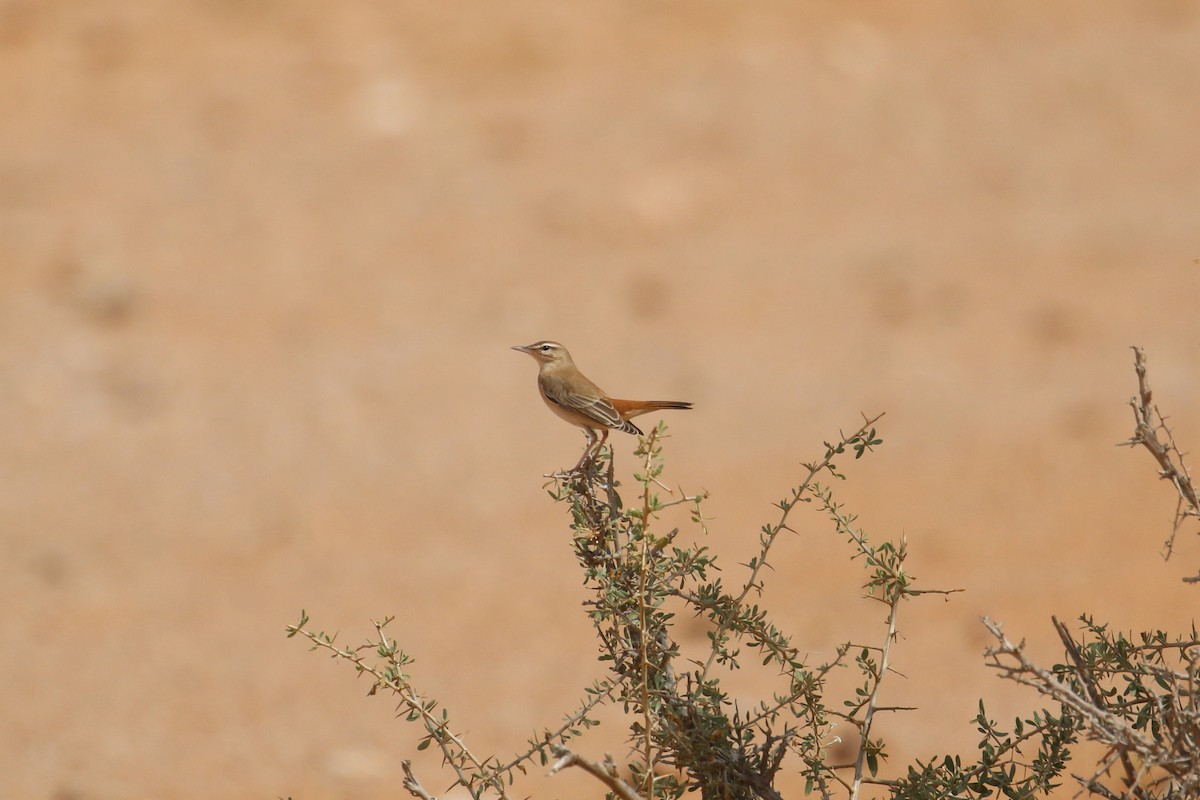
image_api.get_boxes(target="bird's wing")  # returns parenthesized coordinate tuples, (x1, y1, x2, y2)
(541, 375, 635, 432)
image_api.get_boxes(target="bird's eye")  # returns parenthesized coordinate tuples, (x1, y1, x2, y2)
(540, 345, 551, 351)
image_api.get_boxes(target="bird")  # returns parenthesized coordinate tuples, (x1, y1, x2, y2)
(512, 340, 692, 471)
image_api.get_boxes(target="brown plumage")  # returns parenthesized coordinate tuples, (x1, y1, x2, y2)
(512, 341, 692, 470)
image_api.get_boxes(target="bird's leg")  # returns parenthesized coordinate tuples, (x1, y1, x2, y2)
(584, 429, 612, 475)
(545, 430, 600, 480)
(573, 428, 600, 472)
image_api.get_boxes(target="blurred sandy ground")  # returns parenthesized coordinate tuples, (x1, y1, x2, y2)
(2, 1, 1198, 797)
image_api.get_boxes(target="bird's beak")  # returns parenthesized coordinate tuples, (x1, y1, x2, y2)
(511, 344, 533, 354)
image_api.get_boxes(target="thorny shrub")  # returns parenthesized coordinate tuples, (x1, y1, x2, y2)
(288, 347, 1199, 800)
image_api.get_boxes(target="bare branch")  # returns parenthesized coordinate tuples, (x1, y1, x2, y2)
(1120, 346, 1200, 564)
(982, 617, 1156, 758)
(401, 761, 437, 800)
(548, 745, 644, 800)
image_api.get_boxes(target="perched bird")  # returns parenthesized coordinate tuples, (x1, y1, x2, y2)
(512, 340, 692, 471)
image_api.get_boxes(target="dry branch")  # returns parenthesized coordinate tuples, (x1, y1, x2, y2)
(1121, 346, 1200, 569)
(548, 745, 644, 800)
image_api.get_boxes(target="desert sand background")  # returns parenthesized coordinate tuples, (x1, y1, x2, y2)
(3, 2, 1199, 798)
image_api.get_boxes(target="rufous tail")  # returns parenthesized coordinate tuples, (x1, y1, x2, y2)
(610, 399, 693, 418)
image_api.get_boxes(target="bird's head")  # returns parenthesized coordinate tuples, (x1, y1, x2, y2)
(511, 340, 573, 366)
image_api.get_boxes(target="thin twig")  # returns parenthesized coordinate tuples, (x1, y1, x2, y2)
(850, 598, 899, 800)
(496, 679, 619, 774)
(699, 413, 885, 681)
(1053, 615, 1105, 708)
(401, 761, 437, 800)
(548, 745, 644, 800)
(1072, 772, 1125, 800)
(287, 621, 508, 799)
(1120, 346, 1200, 562)
(637, 428, 659, 795)
(907, 587, 965, 597)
